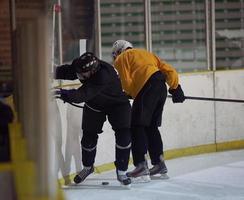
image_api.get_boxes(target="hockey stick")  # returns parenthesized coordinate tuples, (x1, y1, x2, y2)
(168, 95, 244, 103)
(68, 102, 84, 108)
(54, 95, 84, 108)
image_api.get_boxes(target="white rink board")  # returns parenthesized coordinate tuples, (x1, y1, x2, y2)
(163, 72, 215, 150)
(215, 70, 244, 142)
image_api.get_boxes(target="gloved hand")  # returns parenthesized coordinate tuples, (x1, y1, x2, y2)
(54, 89, 70, 102)
(169, 85, 185, 103)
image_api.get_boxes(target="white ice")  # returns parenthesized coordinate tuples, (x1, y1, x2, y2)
(63, 149, 244, 200)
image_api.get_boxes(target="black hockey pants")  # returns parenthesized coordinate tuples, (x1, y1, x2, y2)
(131, 71, 167, 166)
(81, 102, 131, 171)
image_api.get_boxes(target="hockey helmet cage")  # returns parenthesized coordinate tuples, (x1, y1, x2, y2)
(72, 52, 99, 73)
(112, 40, 133, 60)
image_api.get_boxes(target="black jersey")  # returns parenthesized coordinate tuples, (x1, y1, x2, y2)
(55, 60, 129, 111)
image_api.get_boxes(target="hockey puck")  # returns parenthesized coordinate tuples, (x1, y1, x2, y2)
(102, 181, 109, 185)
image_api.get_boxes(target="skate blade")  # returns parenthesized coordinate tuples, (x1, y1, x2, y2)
(120, 183, 132, 189)
(160, 173, 169, 179)
(131, 175, 151, 183)
(150, 173, 169, 180)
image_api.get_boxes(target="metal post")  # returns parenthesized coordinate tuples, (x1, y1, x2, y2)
(210, 0, 217, 148)
(95, 0, 102, 59)
(205, 0, 210, 70)
(51, 5, 56, 74)
(57, 0, 63, 64)
(210, 0, 216, 71)
(144, 0, 152, 51)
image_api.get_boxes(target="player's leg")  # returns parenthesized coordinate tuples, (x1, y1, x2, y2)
(126, 78, 155, 182)
(128, 72, 167, 182)
(126, 125, 151, 182)
(107, 103, 132, 186)
(145, 78, 168, 178)
(74, 105, 106, 184)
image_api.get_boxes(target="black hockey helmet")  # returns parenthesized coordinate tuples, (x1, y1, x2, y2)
(72, 52, 99, 74)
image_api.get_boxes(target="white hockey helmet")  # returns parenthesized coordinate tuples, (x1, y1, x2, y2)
(112, 40, 133, 60)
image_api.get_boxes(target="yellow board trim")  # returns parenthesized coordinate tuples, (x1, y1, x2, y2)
(164, 144, 217, 160)
(217, 140, 244, 151)
(58, 139, 244, 185)
(0, 162, 13, 171)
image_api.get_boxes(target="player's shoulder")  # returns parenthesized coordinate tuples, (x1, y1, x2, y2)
(93, 60, 117, 81)
(126, 48, 151, 56)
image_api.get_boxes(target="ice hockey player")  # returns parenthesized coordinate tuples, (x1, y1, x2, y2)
(54, 52, 132, 186)
(112, 40, 185, 182)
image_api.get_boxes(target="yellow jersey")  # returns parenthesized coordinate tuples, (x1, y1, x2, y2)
(113, 48, 179, 98)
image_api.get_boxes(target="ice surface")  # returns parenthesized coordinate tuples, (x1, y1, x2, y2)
(63, 150, 244, 200)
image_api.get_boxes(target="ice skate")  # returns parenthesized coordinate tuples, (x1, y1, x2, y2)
(126, 161, 151, 183)
(149, 159, 169, 179)
(73, 166, 94, 184)
(116, 170, 132, 188)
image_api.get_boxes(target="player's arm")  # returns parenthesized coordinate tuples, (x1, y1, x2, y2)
(157, 57, 185, 103)
(114, 58, 133, 98)
(157, 59, 179, 89)
(55, 81, 108, 104)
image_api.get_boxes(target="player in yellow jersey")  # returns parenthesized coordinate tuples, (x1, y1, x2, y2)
(112, 40, 185, 182)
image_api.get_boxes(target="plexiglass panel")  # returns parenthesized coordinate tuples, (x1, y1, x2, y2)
(151, 0, 208, 72)
(100, 0, 145, 63)
(215, 0, 244, 69)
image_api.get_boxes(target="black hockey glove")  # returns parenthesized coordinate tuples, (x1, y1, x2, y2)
(169, 84, 185, 103)
(54, 89, 70, 103)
